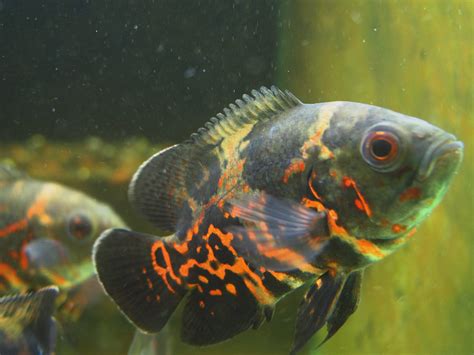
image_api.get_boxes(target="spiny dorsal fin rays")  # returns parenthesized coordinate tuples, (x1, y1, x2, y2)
(0, 286, 59, 354)
(129, 86, 302, 234)
(186, 86, 302, 146)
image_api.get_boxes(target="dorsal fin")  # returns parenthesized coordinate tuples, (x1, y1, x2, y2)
(129, 86, 302, 234)
(0, 163, 29, 181)
(128, 144, 194, 233)
(0, 286, 59, 354)
(186, 86, 301, 146)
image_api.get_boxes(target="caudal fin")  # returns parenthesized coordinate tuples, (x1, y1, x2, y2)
(93, 228, 187, 333)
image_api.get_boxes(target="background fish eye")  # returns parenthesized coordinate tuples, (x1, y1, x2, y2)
(67, 212, 94, 241)
(360, 127, 403, 172)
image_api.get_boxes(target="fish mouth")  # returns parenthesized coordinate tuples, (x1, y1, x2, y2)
(416, 134, 464, 181)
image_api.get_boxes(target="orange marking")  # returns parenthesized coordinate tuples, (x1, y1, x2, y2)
(327, 209, 350, 237)
(329, 169, 338, 179)
(210, 289, 223, 296)
(27, 188, 53, 225)
(199, 300, 205, 308)
(44, 271, 68, 286)
(156, 294, 161, 302)
(260, 246, 308, 268)
(316, 278, 323, 288)
(399, 187, 422, 202)
(187, 282, 204, 293)
(217, 158, 246, 192)
(342, 176, 372, 217)
(174, 242, 189, 254)
(226, 283, 237, 295)
(19, 241, 29, 270)
(356, 239, 384, 258)
(302, 197, 325, 212)
(151, 240, 182, 293)
(282, 159, 305, 183)
(391, 224, 406, 233)
(178, 224, 274, 304)
(146, 277, 153, 290)
(308, 170, 323, 201)
(142, 267, 147, 274)
(268, 271, 287, 282)
(0, 263, 25, 288)
(0, 219, 28, 238)
(301, 128, 335, 159)
(198, 275, 209, 284)
(406, 227, 417, 239)
(354, 199, 364, 211)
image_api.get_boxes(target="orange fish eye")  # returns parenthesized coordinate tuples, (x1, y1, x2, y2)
(361, 130, 402, 172)
(368, 131, 399, 161)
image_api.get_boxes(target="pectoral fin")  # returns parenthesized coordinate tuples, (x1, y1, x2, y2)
(227, 193, 329, 271)
(290, 270, 363, 354)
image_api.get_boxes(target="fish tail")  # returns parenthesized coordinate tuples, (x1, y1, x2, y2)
(93, 228, 187, 333)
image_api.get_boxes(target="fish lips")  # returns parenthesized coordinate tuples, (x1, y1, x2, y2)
(416, 135, 463, 182)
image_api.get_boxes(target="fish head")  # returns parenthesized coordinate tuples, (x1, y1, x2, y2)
(27, 183, 126, 287)
(309, 102, 463, 254)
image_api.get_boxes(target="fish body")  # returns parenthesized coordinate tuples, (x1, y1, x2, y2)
(0, 286, 58, 355)
(0, 165, 126, 293)
(93, 87, 463, 353)
(0, 165, 126, 353)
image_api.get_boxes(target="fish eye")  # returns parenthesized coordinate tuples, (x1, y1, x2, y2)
(361, 130, 401, 172)
(67, 213, 93, 241)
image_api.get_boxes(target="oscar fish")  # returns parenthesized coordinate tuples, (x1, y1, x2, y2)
(0, 165, 126, 353)
(0, 286, 58, 355)
(93, 86, 463, 354)
(0, 164, 125, 297)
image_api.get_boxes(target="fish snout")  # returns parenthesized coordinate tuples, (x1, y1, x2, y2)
(416, 132, 463, 181)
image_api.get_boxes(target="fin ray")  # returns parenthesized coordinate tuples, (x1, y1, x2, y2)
(93, 228, 187, 333)
(0, 286, 59, 354)
(181, 286, 260, 345)
(228, 193, 329, 271)
(321, 270, 363, 346)
(129, 87, 302, 234)
(290, 272, 345, 355)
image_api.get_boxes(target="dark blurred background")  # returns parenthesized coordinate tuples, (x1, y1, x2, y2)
(0, 0, 280, 142)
